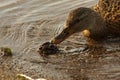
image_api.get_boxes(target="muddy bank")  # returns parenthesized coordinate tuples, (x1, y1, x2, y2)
(0, 31, 120, 80)
(0, 48, 120, 80)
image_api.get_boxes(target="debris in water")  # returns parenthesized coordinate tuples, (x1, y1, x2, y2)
(0, 47, 12, 57)
(38, 42, 59, 56)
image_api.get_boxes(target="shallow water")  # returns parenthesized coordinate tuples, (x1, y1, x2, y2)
(0, 0, 120, 80)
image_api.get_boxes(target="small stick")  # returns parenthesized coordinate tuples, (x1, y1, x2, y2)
(17, 74, 47, 80)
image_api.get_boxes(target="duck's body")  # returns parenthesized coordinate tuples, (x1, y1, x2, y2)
(50, 0, 120, 45)
(93, 0, 120, 34)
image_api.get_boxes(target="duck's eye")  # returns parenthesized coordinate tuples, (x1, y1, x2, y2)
(75, 19, 80, 23)
(74, 18, 80, 23)
(63, 31, 69, 35)
(68, 19, 80, 26)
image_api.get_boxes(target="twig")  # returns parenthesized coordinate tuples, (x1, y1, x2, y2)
(17, 74, 47, 80)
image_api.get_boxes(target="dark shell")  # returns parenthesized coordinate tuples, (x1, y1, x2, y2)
(38, 42, 59, 56)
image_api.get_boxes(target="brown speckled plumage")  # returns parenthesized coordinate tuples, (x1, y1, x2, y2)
(93, 0, 120, 34)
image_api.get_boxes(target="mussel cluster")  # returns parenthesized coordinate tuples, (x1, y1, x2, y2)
(38, 42, 59, 56)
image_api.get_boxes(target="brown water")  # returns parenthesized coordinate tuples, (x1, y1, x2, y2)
(0, 0, 120, 80)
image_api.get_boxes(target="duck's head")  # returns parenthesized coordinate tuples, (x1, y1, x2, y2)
(51, 7, 96, 44)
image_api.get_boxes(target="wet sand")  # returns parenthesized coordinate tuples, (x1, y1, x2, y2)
(0, 0, 120, 80)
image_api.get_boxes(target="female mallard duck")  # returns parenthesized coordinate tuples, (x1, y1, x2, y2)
(50, 0, 120, 46)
